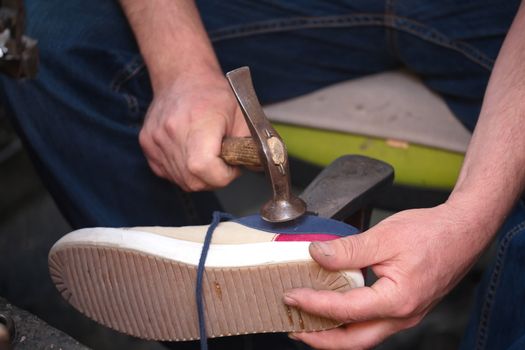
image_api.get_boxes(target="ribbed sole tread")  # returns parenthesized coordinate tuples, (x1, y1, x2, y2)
(49, 245, 351, 341)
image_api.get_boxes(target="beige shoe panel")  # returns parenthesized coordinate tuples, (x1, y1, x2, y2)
(129, 222, 277, 244)
(264, 70, 471, 153)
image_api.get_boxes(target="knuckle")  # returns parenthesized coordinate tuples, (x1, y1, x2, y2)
(138, 129, 151, 149)
(338, 237, 363, 263)
(151, 130, 164, 147)
(214, 178, 229, 188)
(186, 179, 206, 192)
(324, 298, 355, 323)
(186, 156, 207, 176)
(325, 304, 347, 323)
(393, 297, 419, 318)
(214, 171, 236, 188)
(164, 118, 178, 137)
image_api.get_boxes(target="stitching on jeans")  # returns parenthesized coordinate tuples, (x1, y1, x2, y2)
(391, 17, 493, 70)
(209, 14, 494, 71)
(208, 14, 386, 41)
(384, 0, 400, 60)
(475, 220, 525, 350)
(110, 56, 145, 92)
(110, 56, 146, 115)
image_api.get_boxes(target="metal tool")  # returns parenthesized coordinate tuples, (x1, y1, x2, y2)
(0, 0, 38, 79)
(299, 155, 394, 224)
(0, 297, 87, 350)
(220, 67, 306, 223)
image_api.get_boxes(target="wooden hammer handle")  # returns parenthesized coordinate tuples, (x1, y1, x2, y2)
(220, 137, 262, 168)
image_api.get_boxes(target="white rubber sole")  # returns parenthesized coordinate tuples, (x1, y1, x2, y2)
(49, 229, 363, 340)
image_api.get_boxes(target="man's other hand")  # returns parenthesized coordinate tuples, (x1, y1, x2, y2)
(284, 203, 489, 350)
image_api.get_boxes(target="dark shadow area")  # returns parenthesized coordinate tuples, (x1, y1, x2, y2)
(0, 117, 166, 349)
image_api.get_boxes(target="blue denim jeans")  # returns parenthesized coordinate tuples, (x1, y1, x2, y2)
(1, 0, 524, 348)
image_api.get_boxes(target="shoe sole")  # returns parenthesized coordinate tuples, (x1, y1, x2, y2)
(49, 244, 357, 341)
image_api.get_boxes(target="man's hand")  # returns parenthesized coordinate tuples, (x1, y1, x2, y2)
(139, 72, 249, 191)
(285, 4, 525, 348)
(284, 203, 490, 350)
(120, 0, 250, 191)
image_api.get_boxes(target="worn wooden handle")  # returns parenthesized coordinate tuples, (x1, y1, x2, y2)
(220, 137, 262, 169)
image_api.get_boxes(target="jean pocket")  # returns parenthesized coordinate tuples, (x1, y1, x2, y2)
(110, 54, 152, 124)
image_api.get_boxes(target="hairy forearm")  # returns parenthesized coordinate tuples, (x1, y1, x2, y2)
(119, 0, 221, 92)
(449, 2, 525, 239)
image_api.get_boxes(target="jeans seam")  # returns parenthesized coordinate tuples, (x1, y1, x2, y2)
(209, 14, 385, 41)
(209, 14, 494, 71)
(110, 55, 146, 116)
(475, 220, 525, 350)
(391, 17, 494, 70)
(384, 0, 400, 60)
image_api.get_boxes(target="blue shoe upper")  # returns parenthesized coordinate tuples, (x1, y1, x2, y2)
(233, 214, 359, 237)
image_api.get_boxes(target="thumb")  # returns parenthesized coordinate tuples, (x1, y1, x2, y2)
(309, 231, 382, 270)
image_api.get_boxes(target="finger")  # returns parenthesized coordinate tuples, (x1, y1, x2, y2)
(163, 146, 207, 191)
(148, 156, 194, 192)
(230, 107, 250, 137)
(185, 117, 241, 188)
(146, 159, 168, 179)
(309, 230, 383, 271)
(284, 278, 398, 323)
(139, 128, 165, 167)
(140, 130, 174, 180)
(178, 172, 212, 192)
(145, 124, 199, 189)
(144, 115, 237, 190)
(291, 318, 405, 350)
(156, 144, 191, 189)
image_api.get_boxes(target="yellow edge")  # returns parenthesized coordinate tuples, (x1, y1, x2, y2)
(274, 123, 465, 190)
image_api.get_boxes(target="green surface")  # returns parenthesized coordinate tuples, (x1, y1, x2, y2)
(274, 123, 465, 190)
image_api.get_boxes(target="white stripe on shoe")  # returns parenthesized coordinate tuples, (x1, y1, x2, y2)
(51, 227, 363, 285)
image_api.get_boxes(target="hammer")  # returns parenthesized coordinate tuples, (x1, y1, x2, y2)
(219, 67, 306, 223)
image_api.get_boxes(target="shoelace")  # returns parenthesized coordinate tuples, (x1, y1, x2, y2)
(196, 211, 235, 350)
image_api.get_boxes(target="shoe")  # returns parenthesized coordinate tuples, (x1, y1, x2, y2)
(48, 213, 363, 341)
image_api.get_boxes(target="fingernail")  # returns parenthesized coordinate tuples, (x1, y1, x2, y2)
(288, 333, 299, 341)
(311, 241, 334, 256)
(283, 292, 298, 306)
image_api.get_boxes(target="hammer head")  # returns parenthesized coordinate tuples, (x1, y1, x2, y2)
(0, 0, 38, 79)
(226, 67, 306, 223)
